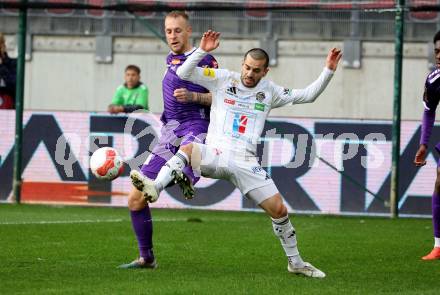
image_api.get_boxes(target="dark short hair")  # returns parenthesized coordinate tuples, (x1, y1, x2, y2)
(434, 30, 440, 44)
(125, 65, 141, 74)
(165, 10, 189, 22)
(244, 48, 269, 68)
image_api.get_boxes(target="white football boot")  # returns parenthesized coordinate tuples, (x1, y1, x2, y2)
(130, 170, 159, 203)
(288, 262, 326, 278)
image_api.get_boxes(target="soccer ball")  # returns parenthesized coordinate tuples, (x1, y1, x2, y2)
(90, 147, 124, 181)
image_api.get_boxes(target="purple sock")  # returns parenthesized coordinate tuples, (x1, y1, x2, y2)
(130, 206, 154, 262)
(183, 166, 200, 185)
(433, 193, 440, 238)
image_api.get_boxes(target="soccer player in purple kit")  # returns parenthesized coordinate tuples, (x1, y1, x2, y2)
(118, 11, 218, 269)
(414, 30, 440, 260)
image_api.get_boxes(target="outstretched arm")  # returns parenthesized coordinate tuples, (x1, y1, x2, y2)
(272, 48, 342, 108)
(326, 48, 342, 71)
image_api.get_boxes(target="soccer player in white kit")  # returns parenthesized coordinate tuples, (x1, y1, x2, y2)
(131, 30, 342, 278)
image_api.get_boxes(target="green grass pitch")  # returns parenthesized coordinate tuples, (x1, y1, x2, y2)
(0, 204, 438, 294)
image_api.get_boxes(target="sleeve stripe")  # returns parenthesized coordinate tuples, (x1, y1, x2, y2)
(423, 101, 431, 111)
(429, 73, 440, 84)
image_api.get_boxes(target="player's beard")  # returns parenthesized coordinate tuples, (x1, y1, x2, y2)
(241, 75, 259, 88)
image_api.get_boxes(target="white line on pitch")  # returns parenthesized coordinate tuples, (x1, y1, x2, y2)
(0, 216, 263, 225)
(0, 218, 194, 225)
(0, 219, 125, 225)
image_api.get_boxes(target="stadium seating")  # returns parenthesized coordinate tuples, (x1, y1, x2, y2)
(125, 0, 156, 18)
(46, 0, 74, 15)
(86, 0, 108, 18)
(1, 0, 19, 15)
(245, 0, 270, 19)
(409, 0, 439, 22)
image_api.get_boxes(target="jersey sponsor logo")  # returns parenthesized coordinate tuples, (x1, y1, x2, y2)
(232, 113, 248, 135)
(224, 110, 256, 142)
(236, 102, 251, 109)
(256, 91, 266, 102)
(254, 103, 265, 112)
(203, 68, 216, 78)
(224, 98, 236, 105)
(226, 86, 237, 96)
(171, 58, 181, 65)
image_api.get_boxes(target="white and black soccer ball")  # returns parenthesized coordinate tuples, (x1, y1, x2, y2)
(90, 147, 124, 181)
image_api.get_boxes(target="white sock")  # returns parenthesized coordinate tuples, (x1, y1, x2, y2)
(435, 237, 440, 248)
(154, 150, 189, 192)
(272, 215, 304, 267)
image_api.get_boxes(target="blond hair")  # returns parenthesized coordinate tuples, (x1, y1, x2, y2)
(165, 10, 189, 22)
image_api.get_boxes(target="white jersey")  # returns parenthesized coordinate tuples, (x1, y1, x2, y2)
(177, 48, 334, 155)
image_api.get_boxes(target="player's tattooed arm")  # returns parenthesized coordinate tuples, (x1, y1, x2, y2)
(174, 88, 212, 106)
(192, 92, 212, 106)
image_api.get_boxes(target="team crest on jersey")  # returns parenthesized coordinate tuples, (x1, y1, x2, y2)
(256, 92, 265, 102)
(283, 88, 291, 96)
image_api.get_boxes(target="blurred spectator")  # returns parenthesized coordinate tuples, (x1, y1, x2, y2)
(108, 65, 149, 114)
(0, 33, 16, 109)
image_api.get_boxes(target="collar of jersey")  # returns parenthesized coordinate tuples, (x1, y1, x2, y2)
(168, 47, 197, 57)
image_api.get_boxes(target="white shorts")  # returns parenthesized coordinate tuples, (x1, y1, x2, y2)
(193, 143, 278, 204)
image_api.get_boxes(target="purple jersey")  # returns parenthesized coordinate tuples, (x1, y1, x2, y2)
(421, 68, 440, 149)
(161, 48, 218, 124)
(424, 68, 440, 112)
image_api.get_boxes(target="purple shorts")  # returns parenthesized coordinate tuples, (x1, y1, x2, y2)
(140, 120, 209, 184)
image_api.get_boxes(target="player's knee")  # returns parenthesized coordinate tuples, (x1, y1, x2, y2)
(273, 203, 288, 219)
(180, 143, 193, 156)
(270, 193, 288, 218)
(190, 143, 202, 171)
(128, 187, 146, 210)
